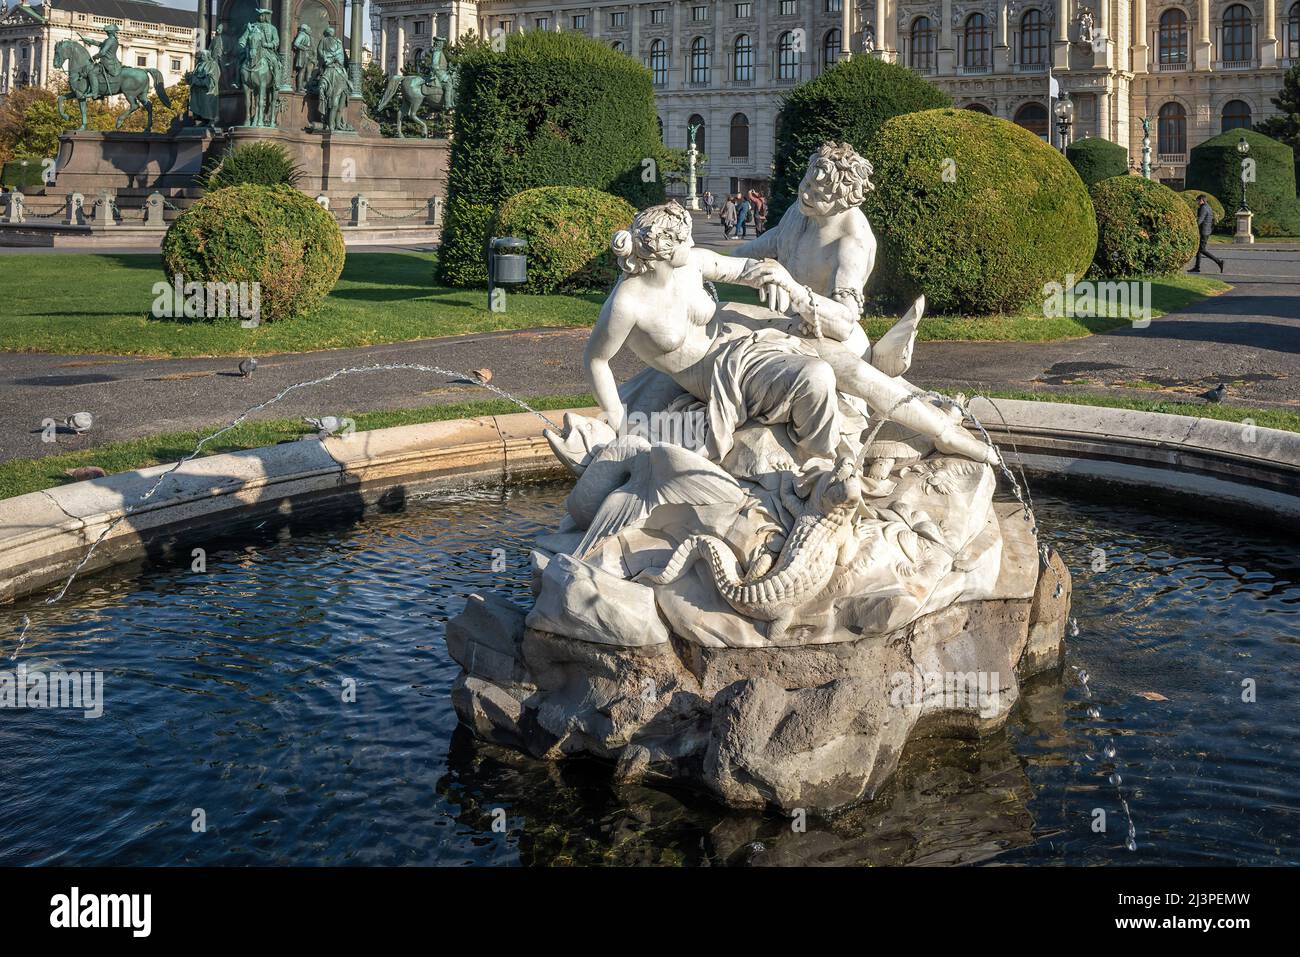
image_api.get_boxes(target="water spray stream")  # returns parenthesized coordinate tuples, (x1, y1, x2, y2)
(36, 363, 561, 608)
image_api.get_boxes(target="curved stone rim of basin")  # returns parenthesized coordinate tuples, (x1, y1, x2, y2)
(0, 399, 1297, 605)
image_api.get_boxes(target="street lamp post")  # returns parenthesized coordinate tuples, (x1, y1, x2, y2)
(1053, 95, 1074, 152)
(1234, 136, 1254, 244)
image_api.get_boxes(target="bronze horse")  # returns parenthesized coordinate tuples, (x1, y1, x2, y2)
(54, 39, 170, 132)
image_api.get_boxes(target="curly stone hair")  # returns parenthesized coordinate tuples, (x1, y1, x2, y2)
(805, 142, 875, 209)
(611, 201, 692, 275)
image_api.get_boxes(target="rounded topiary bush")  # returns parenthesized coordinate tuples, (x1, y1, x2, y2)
(441, 31, 666, 286)
(162, 184, 344, 322)
(1187, 128, 1300, 238)
(200, 141, 302, 191)
(863, 108, 1096, 315)
(1089, 176, 1198, 278)
(492, 187, 635, 294)
(770, 55, 950, 223)
(1179, 188, 1226, 230)
(1066, 137, 1129, 187)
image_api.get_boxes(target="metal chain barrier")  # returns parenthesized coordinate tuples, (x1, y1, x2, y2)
(365, 205, 430, 221)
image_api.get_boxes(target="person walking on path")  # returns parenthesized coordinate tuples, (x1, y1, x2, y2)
(737, 195, 752, 239)
(702, 191, 714, 217)
(720, 195, 737, 238)
(1190, 196, 1225, 274)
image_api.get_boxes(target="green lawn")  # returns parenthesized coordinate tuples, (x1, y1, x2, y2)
(1, 254, 1230, 358)
(0, 252, 603, 358)
(3, 387, 1293, 502)
(0, 393, 594, 501)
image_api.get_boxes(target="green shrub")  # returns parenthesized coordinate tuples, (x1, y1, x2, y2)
(440, 31, 665, 286)
(863, 108, 1096, 315)
(199, 141, 302, 191)
(1066, 138, 1129, 187)
(1186, 128, 1300, 237)
(770, 55, 950, 223)
(1179, 189, 1226, 230)
(1089, 176, 1198, 278)
(161, 184, 344, 322)
(437, 198, 495, 287)
(492, 187, 635, 294)
(1, 157, 48, 190)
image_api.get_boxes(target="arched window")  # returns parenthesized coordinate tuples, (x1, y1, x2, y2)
(963, 13, 991, 70)
(1158, 102, 1187, 155)
(688, 113, 706, 153)
(1013, 102, 1049, 137)
(412, 48, 424, 69)
(965, 102, 993, 114)
(777, 31, 800, 80)
(733, 34, 754, 81)
(823, 28, 842, 69)
(1290, 2, 1300, 60)
(1222, 4, 1252, 62)
(910, 16, 935, 72)
(656, 115, 664, 140)
(611, 40, 625, 53)
(649, 38, 668, 86)
(1159, 9, 1188, 65)
(1020, 9, 1047, 66)
(730, 112, 750, 158)
(690, 36, 711, 83)
(1221, 99, 1252, 131)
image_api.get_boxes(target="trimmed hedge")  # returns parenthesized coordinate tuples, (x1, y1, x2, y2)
(770, 54, 950, 224)
(199, 141, 302, 191)
(440, 31, 665, 286)
(1186, 128, 1300, 237)
(161, 184, 345, 322)
(492, 187, 635, 294)
(1179, 189, 1226, 230)
(1066, 138, 1129, 187)
(1089, 177, 1198, 278)
(863, 108, 1096, 315)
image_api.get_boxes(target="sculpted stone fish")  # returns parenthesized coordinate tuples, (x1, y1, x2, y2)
(641, 456, 863, 641)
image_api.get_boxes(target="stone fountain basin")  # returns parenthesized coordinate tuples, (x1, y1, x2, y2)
(2, 399, 1296, 604)
(1, 400, 1296, 815)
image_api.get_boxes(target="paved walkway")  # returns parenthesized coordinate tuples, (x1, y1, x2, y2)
(1, 237, 1296, 466)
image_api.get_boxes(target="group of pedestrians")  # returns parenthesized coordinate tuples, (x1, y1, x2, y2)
(707, 190, 767, 239)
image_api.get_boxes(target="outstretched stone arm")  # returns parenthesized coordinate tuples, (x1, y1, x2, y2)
(691, 248, 796, 293)
(584, 300, 637, 433)
(734, 218, 783, 260)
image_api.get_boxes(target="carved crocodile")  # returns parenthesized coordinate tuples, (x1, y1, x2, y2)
(641, 457, 863, 641)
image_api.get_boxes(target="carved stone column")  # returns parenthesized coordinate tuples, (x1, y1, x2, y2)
(994, 0, 1011, 70)
(1194, 0, 1212, 69)
(841, 0, 852, 59)
(1262, 0, 1278, 66)
(1053, 0, 1071, 70)
(349, 0, 363, 96)
(278, 0, 292, 90)
(939, 0, 955, 74)
(198, 0, 208, 50)
(1133, 0, 1148, 72)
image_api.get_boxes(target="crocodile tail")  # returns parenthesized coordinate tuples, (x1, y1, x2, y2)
(642, 534, 740, 587)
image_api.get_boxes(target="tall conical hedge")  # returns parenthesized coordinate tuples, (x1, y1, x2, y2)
(1186, 128, 1300, 237)
(769, 54, 950, 223)
(439, 32, 666, 286)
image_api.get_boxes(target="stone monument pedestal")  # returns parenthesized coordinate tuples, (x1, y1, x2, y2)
(1234, 210, 1255, 244)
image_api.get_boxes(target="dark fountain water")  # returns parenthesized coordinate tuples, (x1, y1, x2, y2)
(1, 479, 1296, 866)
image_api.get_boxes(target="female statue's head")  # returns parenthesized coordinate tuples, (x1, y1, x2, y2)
(798, 142, 874, 217)
(611, 202, 693, 275)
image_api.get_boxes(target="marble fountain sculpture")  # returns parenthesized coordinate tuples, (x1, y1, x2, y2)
(447, 143, 1070, 814)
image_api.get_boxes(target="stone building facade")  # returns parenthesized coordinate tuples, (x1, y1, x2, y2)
(0, 0, 199, 99)
(371, 0, 1297, 192)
